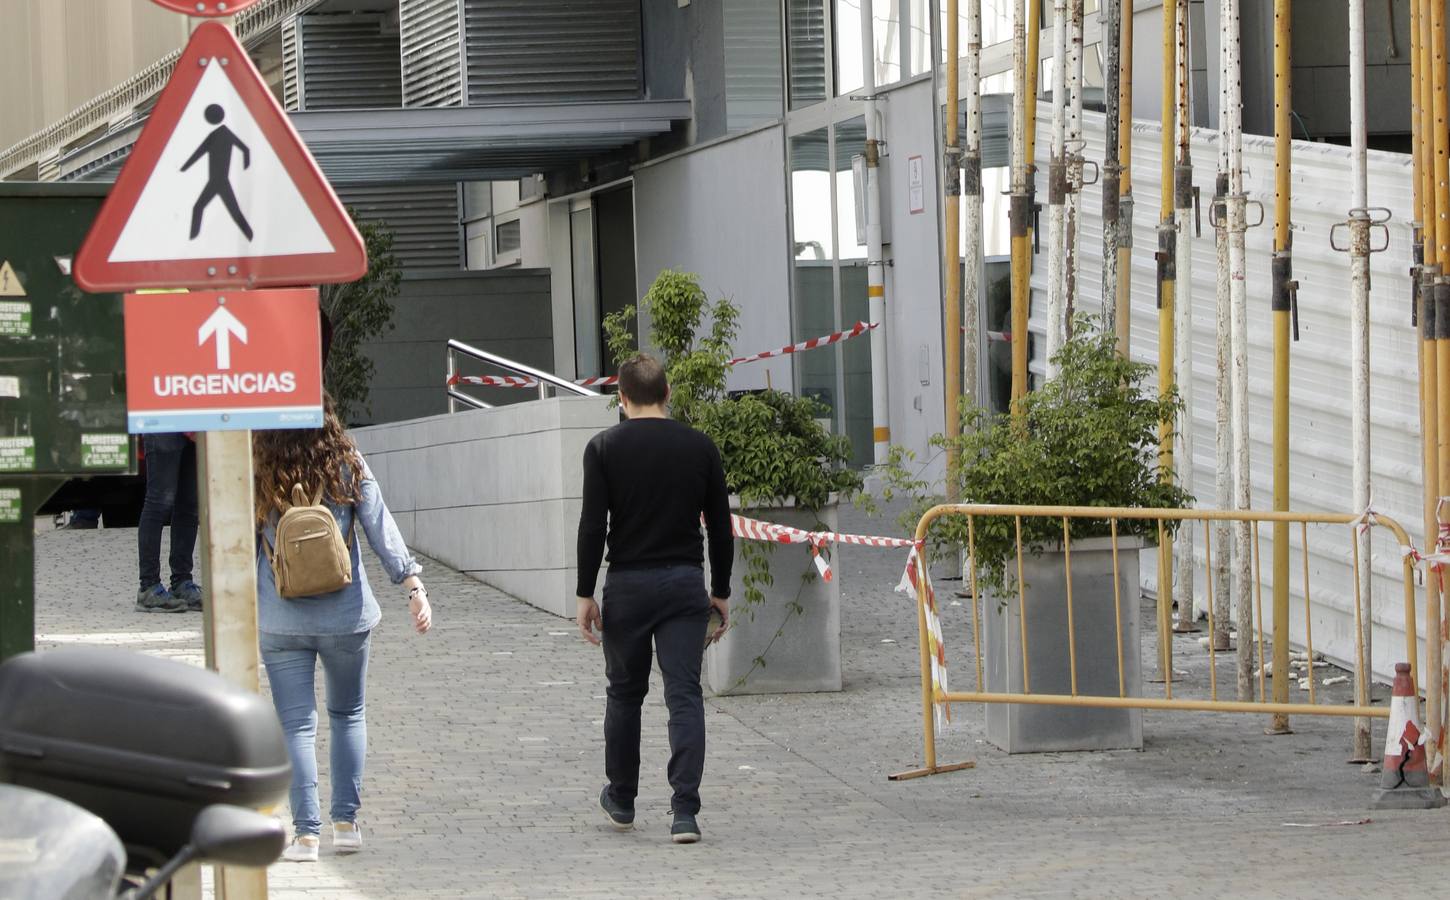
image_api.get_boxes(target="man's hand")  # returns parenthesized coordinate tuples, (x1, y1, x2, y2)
(577, 596, 602, 645)
(707, 595, 730, 645)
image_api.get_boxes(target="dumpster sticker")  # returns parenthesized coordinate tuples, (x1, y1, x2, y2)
(0, 260, 25, 296)
(0, 437, 36, 472)
(82, 434, 129, 469)
(0, 488, 19, 524)
(0, 301, 29, 336)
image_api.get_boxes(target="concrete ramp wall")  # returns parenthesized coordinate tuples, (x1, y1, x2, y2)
(352, 396, 617, 617)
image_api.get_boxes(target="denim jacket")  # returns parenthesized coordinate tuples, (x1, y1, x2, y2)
(255, 459, 421, 636)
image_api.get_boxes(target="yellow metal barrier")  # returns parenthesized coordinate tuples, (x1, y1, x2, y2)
(892, 504, 1424, 780)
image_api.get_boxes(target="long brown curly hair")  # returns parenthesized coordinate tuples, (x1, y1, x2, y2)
(252, 395, 364, 526)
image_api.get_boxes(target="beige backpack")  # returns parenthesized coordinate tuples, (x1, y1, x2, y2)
(262, 484, 355, 599)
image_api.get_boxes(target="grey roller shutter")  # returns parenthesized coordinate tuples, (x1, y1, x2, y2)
(400, 0, 465, 107)
(787, 0, 827, 108)
(282, 17, 301, 111)
(463, 0, 642, 104)
(337, 183, 462, 271)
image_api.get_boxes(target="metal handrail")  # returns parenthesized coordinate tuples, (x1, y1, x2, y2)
(445, 339, 601, 413)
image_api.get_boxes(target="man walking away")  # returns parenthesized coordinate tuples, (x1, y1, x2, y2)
(576, 354, 732, 844)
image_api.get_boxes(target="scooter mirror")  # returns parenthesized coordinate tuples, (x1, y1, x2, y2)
(189, 806, 285, 868)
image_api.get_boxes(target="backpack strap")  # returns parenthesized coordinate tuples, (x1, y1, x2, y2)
(310, 483, 326, 507)
(292, 484, 309, 509)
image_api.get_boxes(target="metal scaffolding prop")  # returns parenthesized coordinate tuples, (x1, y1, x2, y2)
(1046, 0, 1070, 376)
(1101, 0, 1123, 342)
(1066, 0, 1086, 327)
(1269, 0, 1296, 736)
(1171, 0, 1198, 638)
(1116, 0, 1135, 358)
(1154, 0, 1179, 680)
(1009, 0, 1031, 414)
(944, 0, 964, 493)
(963, 0, 984, 427)
(1211, 0, 1234, 656)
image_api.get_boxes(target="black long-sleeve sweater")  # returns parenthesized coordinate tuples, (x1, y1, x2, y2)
(575, 416, 734, 599)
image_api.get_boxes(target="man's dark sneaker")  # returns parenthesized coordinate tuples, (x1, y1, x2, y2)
(172, 580, 204, 612)
(670, 811, 701, 844)
(136, 584, 187, 614)
(598, 786, 634, 831)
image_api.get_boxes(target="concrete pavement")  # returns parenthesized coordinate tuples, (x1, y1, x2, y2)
(30, 506, 1450, 899)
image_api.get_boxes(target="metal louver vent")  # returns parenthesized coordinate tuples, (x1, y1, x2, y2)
(337, 183, 462, 271)
(288, 13, 402, 111)
(463, 0, 641, 105)
(787, 0, 827, 108)
(723, 0, 783, 131)
(282, 17, 300, 111)
(400, 0, 464, 108)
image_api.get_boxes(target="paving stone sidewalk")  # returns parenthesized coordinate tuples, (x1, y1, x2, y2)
(30, 507, 1450, 899)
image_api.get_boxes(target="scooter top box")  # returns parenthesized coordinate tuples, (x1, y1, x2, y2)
(0, 647, 289, 863)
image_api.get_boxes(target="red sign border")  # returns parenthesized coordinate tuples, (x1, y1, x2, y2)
(148, 0, 264, 17)
(75, 22, 365, 293)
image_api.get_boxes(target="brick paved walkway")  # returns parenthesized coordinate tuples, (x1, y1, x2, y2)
(31, 507, 1449, 899)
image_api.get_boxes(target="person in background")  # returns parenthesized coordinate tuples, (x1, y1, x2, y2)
(575, 353, 732, 845)
(134, 433, 200, 613)
(253, 394, 432, 862)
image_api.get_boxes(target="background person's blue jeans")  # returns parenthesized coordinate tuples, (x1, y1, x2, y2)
(137, 433, 198, 591)
(261, 630, 371, 836)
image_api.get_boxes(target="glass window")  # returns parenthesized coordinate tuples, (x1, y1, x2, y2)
(908, 0, 932, 76)
(835, 1, 865, 96)
(788, 0, 829, 108)
(790, 126, 838, 443)
(791, 128, 833, 261)
(834, 117, 867, 261)
(724, 0, 785, 131)
(496, 220, 521, 257)
(870, 0, 903, 86)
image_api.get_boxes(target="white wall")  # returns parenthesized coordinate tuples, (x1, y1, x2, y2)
(352, 396, 618, 618)
(633, 126, 795, 393)
(1035, 107, 1425, 684)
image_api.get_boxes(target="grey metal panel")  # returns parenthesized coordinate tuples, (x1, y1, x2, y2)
(400, 0, 464, 107)
(282, 16, 301, 111)
(295, 13, 403, 110)
(336, 182, 462, 270)
(463, 0, 641, 104)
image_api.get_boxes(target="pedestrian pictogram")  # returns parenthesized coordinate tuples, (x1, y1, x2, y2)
(184, 104, 253, 241)
(74, 22, 366, 292)
(0, 260, 25, 297)
(123, 289, 323, 434)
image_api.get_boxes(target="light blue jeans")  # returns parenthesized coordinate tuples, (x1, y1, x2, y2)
(260, 630, 371, 836)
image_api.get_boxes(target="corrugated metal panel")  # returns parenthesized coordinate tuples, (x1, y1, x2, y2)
(294, 13, 403, 110)
(400, 0, 464, 107)
(337, 182, 461, 270)
(282, 16, 301, 111)
(1029, 110, 1425, 684)
(723, 0, 783, 132)
(787, 0, 827, 107)
(462, 0, 641, 104)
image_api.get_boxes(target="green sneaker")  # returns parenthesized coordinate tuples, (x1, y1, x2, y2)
(136, 584, 186, 614)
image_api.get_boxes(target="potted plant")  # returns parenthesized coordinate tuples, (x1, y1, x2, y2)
(604, 270, 863, 695)
(882, 318, 1191, 751)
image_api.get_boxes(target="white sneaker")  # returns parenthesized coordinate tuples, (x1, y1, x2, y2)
(282, 835, 320, 862)
(332, 822, 363, 854)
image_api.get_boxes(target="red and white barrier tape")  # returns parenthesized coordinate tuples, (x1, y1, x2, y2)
(728, 512, 951, 726)
(448, 321, 880, 388)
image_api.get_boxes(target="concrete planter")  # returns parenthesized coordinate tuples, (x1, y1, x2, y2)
(983, 536, 1146, 753)
(704, 498, 841, 696)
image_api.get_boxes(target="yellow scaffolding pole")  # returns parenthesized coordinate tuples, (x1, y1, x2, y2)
(1269, 0, 1294, 735)
(1155, 0, 1178, 682)
(1430, 0, 1449, 781)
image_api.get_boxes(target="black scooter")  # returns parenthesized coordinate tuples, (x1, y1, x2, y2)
(0, 646, 293, 898)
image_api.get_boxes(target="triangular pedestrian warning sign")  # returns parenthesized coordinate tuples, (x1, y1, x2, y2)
(74, 22, 365, 293)
(0, 261, 24, 297)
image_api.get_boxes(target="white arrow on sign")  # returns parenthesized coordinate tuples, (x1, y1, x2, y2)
(198, 304, 248, 370)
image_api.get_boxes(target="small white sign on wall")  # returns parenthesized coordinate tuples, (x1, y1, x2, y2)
(908, 155, 925, 215)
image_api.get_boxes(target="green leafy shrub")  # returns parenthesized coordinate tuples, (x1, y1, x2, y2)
(880, 316, 1193, 593)
(320, 213, 401, 423)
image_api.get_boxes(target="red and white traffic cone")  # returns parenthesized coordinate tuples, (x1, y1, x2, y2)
(1371, 662, 1447, 809)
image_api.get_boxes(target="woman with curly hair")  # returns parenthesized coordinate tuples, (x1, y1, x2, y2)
(253, 395, 432, 862)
